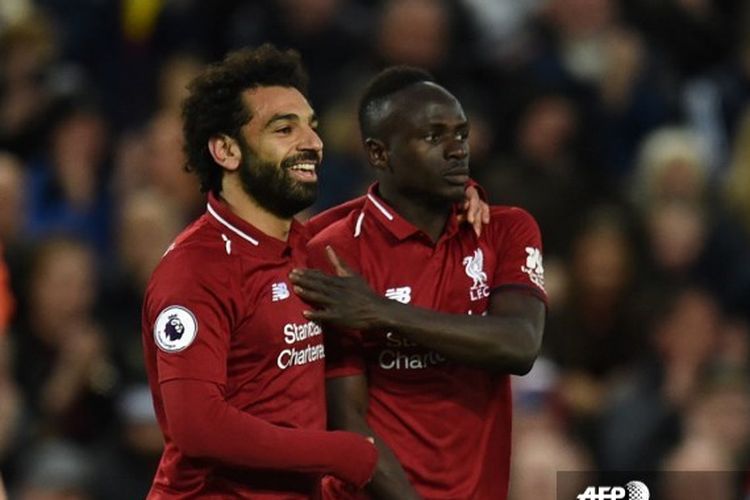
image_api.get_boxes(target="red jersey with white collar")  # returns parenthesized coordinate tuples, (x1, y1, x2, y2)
(143, 194, 340, 498)
(307, 185, 546, 500)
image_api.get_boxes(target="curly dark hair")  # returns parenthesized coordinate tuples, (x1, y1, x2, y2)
(358, 66, 434, 140)
(181, 44, 309, 195)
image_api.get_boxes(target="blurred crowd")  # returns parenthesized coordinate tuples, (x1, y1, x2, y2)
(0, 0, 749, 499)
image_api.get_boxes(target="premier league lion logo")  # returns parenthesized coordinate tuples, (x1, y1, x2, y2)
(165, 314, 185, 341)
(154, 306, 198, 353)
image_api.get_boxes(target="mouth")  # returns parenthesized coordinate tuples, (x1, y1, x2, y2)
(287, 162, 319, 183)
(443, 168, 470, 185)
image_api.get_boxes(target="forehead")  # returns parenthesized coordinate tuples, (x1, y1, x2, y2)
(242, 86, 313, 122)
(392, 83, 466, 127)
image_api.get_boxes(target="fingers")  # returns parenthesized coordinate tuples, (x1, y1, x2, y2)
(481, 201, 490, 224)
(290, 268, 339, 290)
(469, 198, 483, 236)
(472, 216, 482, 237)
(326, 246, 352, 277)
(302, 309, 335, 322)
(293, 285, 334, 306)
(466, 196, 477, 226)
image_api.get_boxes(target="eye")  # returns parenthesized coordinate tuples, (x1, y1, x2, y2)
(276, 126, 293, 135)
(456, 130, 469, 141)
(424, 132, 440, 144)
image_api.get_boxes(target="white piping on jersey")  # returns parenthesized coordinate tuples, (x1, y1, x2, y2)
(366, 194, 394, 220)
(221, 234, 232, 255)
(207, 203, 260, 246)
(354, 211, 365, 238)
(163, 242, 176, 257)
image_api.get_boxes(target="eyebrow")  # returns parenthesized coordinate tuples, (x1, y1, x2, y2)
(264, 113, 318, 129)
(424, 120, 469, 130)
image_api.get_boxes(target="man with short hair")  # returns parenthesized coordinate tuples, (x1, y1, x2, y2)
(142, 45, 378, 499)
(291, 67, 547, 499)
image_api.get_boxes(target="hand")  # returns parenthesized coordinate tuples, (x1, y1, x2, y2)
(290, 247, 390, 330)
(458, 185, 490, 236)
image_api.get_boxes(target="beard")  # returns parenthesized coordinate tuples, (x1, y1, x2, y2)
(237, 140, 318, 219)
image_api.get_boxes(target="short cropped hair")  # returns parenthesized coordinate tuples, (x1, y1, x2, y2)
(181, 44, 309, 195)
(358, 66, 435, 140)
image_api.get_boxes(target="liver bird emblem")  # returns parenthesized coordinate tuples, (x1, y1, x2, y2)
(463, 249, 487, 288)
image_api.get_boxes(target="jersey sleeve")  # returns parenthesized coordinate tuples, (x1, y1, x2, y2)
(488, 207, 547, 302)
(161, 378, 378, 486)
(143, 248, 239, 385)
(306, 229, 366, 379)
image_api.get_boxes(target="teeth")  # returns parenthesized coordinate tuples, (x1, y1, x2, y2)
(290, 163, 316, 172)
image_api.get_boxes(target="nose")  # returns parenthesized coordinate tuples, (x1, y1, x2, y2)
(445, 137, 468, 161)
(299, 124, 323, 153)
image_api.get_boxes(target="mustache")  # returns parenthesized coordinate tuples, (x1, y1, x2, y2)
(281, 152, 321, 170)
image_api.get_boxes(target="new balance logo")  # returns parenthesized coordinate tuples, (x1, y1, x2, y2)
(385, 286, 411, 304)
(272, 282, 290, 302)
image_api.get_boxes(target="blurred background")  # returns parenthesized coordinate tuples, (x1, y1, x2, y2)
(0, 0, 749, 498)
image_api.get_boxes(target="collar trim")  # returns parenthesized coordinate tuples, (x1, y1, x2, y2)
(206, 203, 260, 246)
(366, 194, 394, 221)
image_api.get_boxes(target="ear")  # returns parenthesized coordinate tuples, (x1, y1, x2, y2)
(364, 138, 388, 171)
(208, 134, 242, 171)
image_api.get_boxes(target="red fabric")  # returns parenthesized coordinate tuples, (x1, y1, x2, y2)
(307, 184, 546, 500)
(307, 196, 366, 236)
(143, 195, 376, 498)
(157, 379, 376, 489)
(0, 245, 14, 331)
(306, 179, 484, 238)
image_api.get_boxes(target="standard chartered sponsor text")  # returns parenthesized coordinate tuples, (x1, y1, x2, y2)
(277, 321, 325, 369)
(379, 332, 445, 370)
(378, 349, 445, 370)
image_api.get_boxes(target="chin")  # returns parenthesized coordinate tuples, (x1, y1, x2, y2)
(445, 185, 467, 203)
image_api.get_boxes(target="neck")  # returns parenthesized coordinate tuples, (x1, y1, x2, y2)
(378, 183, 451, 242)
(221, 179, 292, 241)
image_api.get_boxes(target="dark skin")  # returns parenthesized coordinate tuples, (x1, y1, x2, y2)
(290, 83, 545, 499)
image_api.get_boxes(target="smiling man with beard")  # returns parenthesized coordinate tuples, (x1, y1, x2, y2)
(141, 45, 378, 499)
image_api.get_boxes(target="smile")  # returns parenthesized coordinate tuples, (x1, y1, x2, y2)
(287, 162, 318, 182)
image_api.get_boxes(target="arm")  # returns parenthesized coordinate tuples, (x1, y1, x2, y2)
(161, 378, 377, 487)
(327, 375, 421, 500)
(376, 289, 545, 374)
(290, 250, 545, 374)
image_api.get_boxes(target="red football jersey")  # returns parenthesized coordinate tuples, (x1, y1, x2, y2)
(143, 194, 328, 498)
(307, 185, 546, 500)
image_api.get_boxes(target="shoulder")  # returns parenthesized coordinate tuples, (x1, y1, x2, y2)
(147, 217, 236, 299)
(487, 206, 541, 236)
(308, 210, 361, 251)
(307, 196, 366, 235)
(483, 205, 543, 253)
(306, 211, 362, 272)
(489, 206, 539, 227)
